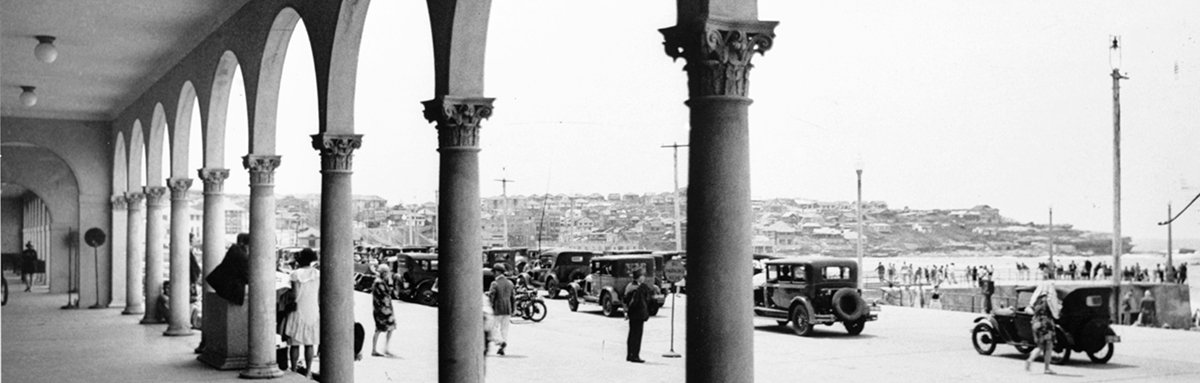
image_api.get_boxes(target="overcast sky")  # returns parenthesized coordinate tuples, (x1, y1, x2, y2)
(193, 1, 1200, 245)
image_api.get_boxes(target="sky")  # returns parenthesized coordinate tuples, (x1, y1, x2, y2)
(200, 1, 1200, 248)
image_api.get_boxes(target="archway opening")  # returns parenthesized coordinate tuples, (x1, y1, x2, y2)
(274, 16, 320, 248)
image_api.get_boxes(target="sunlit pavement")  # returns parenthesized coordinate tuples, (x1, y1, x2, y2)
(5, 285, 1200, 383)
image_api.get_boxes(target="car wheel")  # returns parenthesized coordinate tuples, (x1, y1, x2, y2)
(831, 288, 867, 322)
(1087, 343, 1113, 364)
(516, 275, 527, 288)
(844, 319, 866, 335)
(528, 301, 548, 322)
(416, 285, 437, 306)
(1051, 347, 1071, 365)
(1015, 345, 1035, 354)
(601, 293, 619, 317)
(971, 323, 997, 355)
(546, 279, 560, 299)
(776, 320, 790, 327)
(790, 305, 813, 336)
(568, 293, 579, 312)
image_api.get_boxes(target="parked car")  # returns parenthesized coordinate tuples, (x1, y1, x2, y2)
(753, 257, 878, 336)
(971, 285, 1119, 364)
(389, 253, 440, 306)
(482, 247, 528, 290)
(566, 255, 666, 317)
(518, 248, 597, 299)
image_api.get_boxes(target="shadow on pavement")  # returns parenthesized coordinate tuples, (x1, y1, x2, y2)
(753, 324, 879, 339)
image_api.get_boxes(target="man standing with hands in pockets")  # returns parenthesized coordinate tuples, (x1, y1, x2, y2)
(624, 269, 654, 363)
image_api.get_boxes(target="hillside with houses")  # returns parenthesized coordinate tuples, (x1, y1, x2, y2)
(180, 191, 1131, 257)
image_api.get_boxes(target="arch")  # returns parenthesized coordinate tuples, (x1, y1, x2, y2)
(128, 121, 145, 192)
(250, 7, 302, 154)
(0, 142, 82, 295)
(321, 0, 373, 134)
(113, 132, 128, 195)
(146, 103, 168, 186)
(171, 81, 197, 178)
(206, 51, 241, 169)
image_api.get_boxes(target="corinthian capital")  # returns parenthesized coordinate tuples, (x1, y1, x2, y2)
(112, 195, 128, 211)
(661, 19, 778, 98)
(198, 168, 230, 193)
(167, 178, 193, 200)
(125, 192, 145, 209)
(243, 155, 281, 186)
(422, 96, 495, 148)
(311, 134, 363, 171)
(144, 186, 168, 206)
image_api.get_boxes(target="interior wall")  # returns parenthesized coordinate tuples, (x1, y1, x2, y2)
(1, 198, 22, 253)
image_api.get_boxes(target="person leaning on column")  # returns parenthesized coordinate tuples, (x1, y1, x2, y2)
(205, 233, 251, 305)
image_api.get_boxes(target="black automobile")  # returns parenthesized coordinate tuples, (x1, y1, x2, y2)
(753, 257, 878, 336)
(518, 248, 597, 299)
(482, 247, 527, 290)
(971, 285, 1119, 364)
(566, 255, 665, 317)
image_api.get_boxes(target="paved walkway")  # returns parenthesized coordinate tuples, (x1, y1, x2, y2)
(5, 285, 1200, 382)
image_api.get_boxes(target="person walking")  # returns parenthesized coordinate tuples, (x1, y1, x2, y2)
(1139, 290, 1157, 327)
(1025, 281, 1060, 375)
(979, 272, 995, 314)
(623, 270, 654, 363)
(488, 264, 515, 356)
(371, 264, 398, 357)
(875, 263, 885, 284)
(1180, 263, 1189, 284)
(283, 248, 320, 378)
(21, 242, 38, 291)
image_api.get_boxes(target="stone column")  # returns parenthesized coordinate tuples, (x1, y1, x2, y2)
(239, 155, 284, 379)
(312, 134, 362, 383)
(661, 19, 776, 383)
(122, 192, 146, 315)
(110, 195, 128, 308)
(141, 186, 169, 324)
(197, 168, 231, 357)
(424, 96, 493, 383)
(165, 178, 195, 336)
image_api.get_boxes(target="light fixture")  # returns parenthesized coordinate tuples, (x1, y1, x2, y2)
(19, 86, 37, 107)
(1109, 36, 1121, 71)
(35, 36, 58, 63)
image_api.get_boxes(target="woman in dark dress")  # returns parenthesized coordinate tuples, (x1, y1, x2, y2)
(371, 264, 398, 356)
(1026, 282, 1059, 374)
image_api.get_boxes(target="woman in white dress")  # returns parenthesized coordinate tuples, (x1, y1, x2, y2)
(284, 248, 320, 378)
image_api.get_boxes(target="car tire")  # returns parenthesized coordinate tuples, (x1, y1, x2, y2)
(971, 323, 997, 355)
(416, 285, 437, 306)
(844, 319, 866, 335)
(568, 291, 580, 312)
(831, 288, 867, 322)
(601, 293, 619, 317)
(1087, 343, 1114, 364)
(546, 279, 560, 299)
(790, 305, 813, 336)
(1015, 345, 1035, 354)
(1051, 348, 1071, 365)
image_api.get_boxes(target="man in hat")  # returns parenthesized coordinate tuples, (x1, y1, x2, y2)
(488, 263, 515, 355)
(623, 269, 655, 363)
(21, 242, 38, 291)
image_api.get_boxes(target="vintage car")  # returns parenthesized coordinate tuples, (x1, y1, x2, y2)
(482, 247, 528, 290)
(518, 248, 597, 299)
(389, 253, 440, 305)
(753, 257, 878, 336)
(971, 285, 1119, 364)
(565, 255, 665, 317)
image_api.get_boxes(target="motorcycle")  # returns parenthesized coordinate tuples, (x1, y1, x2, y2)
(514, 286, 547, 322)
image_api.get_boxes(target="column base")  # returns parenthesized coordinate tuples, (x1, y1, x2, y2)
(199, 352, 248, 371)
(121, 307, 143, 315)
(164, 327, 195, 337)
(199, 291, 249, 370)
(139, 318, 165, 325)
(239, 365, 284, 379)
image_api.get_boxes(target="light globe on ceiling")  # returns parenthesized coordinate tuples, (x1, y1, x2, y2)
(19, 86, 37, 107)
(35, 36, 58, 63)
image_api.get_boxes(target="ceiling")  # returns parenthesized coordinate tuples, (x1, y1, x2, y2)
(1, 0, 251, 121)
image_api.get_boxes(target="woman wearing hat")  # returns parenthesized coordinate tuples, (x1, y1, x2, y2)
(371, 264, 398, 356)
(1025, 281, 1061, 374)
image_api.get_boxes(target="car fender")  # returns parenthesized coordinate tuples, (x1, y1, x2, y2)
(973, 316, 998, 330)
(601, 286, 622, 306)
(788, 297, 816, 324)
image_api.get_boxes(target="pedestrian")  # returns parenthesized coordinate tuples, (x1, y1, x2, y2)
(1025, 281, 1060, 375)
(980, 272, 995, 314)
(21, 242, 38, 291)
(371, 264, 398, 357)
(488, 263, 515, 356)
(205, 233, 250, 305)
(1180, 263, 1188, 284)
(876, 263, 885, 283)
(1121, 290, 1135, 325)
(283, 248, 320, 378)
(930, 285, 942, 310)
(1155, 264, 1164, 283)
(1139, 290, 1157, 327)
(623, 269, 654, 363)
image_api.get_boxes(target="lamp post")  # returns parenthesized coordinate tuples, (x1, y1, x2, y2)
(662, 143, 689, 252)
(1109, 36, 1129, 324)
(855, 158, 864, 287)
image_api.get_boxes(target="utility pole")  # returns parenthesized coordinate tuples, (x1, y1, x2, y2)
(1109, 36, 1129, 324)
(495, 171, 515, 248)
(662, 143, 689, 252)
(1167, 203, 1173, 273)
(1049, 207, 1055, 279)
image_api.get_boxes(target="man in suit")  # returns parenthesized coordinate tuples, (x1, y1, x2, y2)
(623, 270, 655, 363)
(488, 263, 515, 356)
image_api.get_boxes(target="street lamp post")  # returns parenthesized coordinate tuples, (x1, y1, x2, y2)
(855, 159, 864, 286)
(662, 143, 689, 252)
(1110, 36, 1129, 324)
